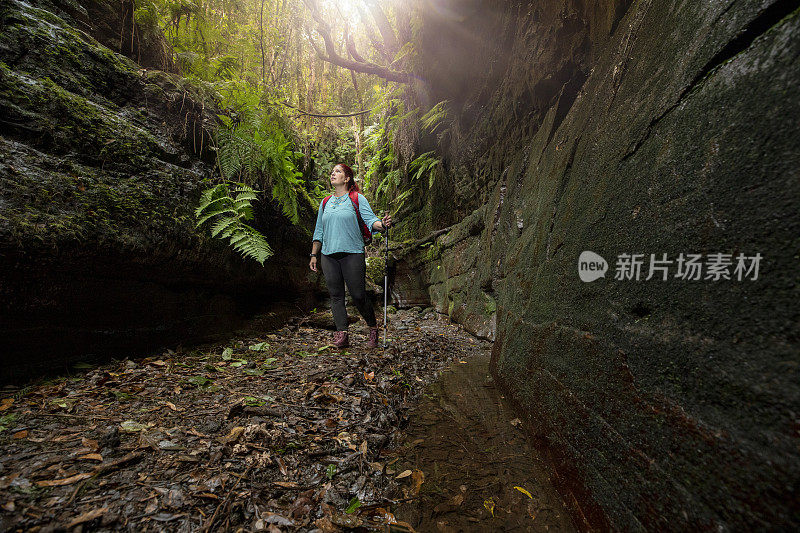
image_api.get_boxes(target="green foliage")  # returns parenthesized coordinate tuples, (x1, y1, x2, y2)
(0, 413, 18, 433)
(215, 83, 305, 224)
(421, 100, 450, 134)
(248, 341, 270, 351)
(409, 151, 440, 191)
(345, 497, 362, 514)
(195, 182, 273, 265)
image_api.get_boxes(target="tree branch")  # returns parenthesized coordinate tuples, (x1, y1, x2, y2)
(365, 0, 399, 60)
(301, 0, 410, 83)
(356, 2, 391, 63)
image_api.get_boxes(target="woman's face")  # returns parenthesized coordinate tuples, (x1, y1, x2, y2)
(330, 165, 349, 187)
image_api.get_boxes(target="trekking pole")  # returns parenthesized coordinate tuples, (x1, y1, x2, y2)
(383, 224, 389, 349)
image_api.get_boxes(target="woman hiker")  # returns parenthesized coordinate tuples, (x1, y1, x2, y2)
(309, 163, 392, 348)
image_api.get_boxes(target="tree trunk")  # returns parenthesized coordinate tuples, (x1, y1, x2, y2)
(260, 0, 266, 85)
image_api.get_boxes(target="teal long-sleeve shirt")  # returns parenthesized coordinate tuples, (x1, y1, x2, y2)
(312, 193, 380, 255)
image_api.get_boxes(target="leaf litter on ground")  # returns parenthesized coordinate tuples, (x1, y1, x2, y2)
(0, 308, 487, 532)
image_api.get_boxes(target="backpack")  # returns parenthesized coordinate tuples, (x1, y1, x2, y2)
(321, 190, 373, 246)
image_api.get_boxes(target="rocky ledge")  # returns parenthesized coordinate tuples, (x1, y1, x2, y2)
(0, 0, 315, 382)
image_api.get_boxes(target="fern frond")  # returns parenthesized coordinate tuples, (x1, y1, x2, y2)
(236, 205, 254, 221)
(210, 216, 239, 237)
(421, 101, 450, 133)
(230, 225, 273, 265)
(196, 206, 237, 227)
(234, 190, 258, 202)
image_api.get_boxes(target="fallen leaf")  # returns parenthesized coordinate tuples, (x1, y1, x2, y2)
(186, 428, 206, 438)
(410, 469, 425, 496)
(249, 342, 270, 352)
(148, 360, 167, 367)
(313, 391, 343, 404)
(52, 433, 81, 442)
(345, 497, 361, 514)
(363, 371, 374, 381)
(12, 430, 27, 440)
(120, 420, 148, 432)
(510, 418, 522, 427)
(78, 453, 104, 462)
(483, 498, 495, 517)
(396, 470, 412, 479)
(218, 426, 244, 444)
(66, 507, 107, 528)
(274, 481, 298, 488)
(514, 486, 533, 499)
(157, 440, 185, 451)
(165, 401, 178, 411)
(82, 437, 99, 451)
(36, 472, 93, 487)
(0, 398, 13, 412)
(186, 375, 212, 387)
(144, 497, 158, 514)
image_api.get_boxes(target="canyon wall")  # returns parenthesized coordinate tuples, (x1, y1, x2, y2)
(0, 0, 315, 382)
(402, 0, 800, 528)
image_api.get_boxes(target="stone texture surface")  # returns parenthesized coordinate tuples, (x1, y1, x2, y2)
(0, 0, 316, 382)
(398, 0, 800, 528)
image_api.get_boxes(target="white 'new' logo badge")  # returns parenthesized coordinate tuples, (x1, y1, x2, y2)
(578, 251, 608, 282)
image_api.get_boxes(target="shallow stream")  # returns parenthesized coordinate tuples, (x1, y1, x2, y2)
(393, 352, 577, 532)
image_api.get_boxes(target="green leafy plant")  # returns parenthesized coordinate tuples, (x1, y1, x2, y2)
(420, 100, 450, 134)
(214, 84, 306, 225)
(185, 375, 213, 388)
(195, 182, 273, 265)
(0, 413, 18, 433)
(345, 497, 362, 514)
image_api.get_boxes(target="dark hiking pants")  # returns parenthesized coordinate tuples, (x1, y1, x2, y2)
(320, 252, 377, 331)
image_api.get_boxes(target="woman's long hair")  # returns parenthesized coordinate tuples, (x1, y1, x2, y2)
(336, 163, 360, 193)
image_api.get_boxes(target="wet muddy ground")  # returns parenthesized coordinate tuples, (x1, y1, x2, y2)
(393, 354, 576, 532)
(0, 309, 574, 532)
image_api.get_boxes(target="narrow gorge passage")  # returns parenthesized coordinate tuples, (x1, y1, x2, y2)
(0, 309, 572, 531)
(1, 0, 798, 530)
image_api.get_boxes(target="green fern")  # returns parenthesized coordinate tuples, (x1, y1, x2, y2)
(421, 101, 449, 134)
(195, 182, 273, 265)
(409, 151, 440, 190)
(212, 84, 305, 225)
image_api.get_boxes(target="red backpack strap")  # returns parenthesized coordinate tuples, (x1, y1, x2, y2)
(348, 189, 358, 207)
(348, 190, 373, 245)
(321, 195, 332, 212)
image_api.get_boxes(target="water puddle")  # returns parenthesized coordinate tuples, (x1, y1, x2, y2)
(392, 353, 578, 532)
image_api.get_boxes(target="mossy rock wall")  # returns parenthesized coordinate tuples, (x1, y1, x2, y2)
(404, 0, 800, 528)
(0, 0, 315, 382)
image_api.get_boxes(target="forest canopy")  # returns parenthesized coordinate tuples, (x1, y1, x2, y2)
(133, 0, 441, 259)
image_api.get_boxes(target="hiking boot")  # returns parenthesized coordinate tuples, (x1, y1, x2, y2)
(333, 331, 349, 348)
(367, 326, 380, 348)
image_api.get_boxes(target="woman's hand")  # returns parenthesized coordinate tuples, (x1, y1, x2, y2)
(309, 256, 318, 272)
(381, 214, 393, 230)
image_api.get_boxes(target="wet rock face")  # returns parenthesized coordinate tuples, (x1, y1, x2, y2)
(408, 0, 800, 529)
(0, 0, 313, 381)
